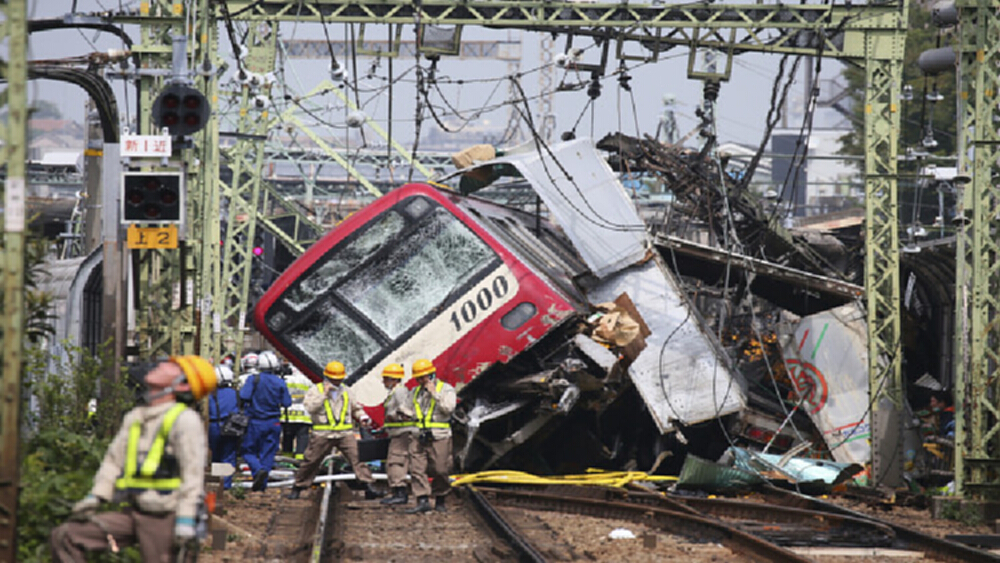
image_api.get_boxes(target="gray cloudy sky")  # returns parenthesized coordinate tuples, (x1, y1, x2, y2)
(28, 1, 844, 152)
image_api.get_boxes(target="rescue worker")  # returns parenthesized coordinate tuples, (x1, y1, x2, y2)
(237, 351, 259, 388)
(239, 350, 291, 491)
(208, 365, 240, 489)
(285, 361, 383, 500)
(281, 364, 314, 459)
(50, 356, 216, 563)
(929, 391, 955, 439)
(406, 358, 457, 514)
(379, 363, 416, 506)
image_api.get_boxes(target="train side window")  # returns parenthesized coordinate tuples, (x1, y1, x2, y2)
(501, 302, 537, 330)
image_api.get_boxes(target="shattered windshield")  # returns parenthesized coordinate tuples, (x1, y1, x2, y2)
(285, 301, 382, 375)
(282, 211, 406, 312)
(337, 207, 497, 339)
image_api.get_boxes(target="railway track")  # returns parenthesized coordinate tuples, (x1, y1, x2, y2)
(205, 478, 1000, 562)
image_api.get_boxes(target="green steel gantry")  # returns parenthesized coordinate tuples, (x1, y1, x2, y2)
(0, 1, 27, 560)
(953, 0, 1000, 498)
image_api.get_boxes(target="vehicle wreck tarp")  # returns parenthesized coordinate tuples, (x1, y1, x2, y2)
(465, 138, 746, 431)
(782, 303, 871, 464)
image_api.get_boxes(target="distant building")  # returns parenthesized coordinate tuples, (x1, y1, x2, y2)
(771, 128, 858, 217)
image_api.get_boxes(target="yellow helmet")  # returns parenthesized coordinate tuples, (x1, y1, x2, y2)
(412, 358, 435, 378)
(171, 355, 218, 401)
(381, 363, 405, 379)
(323, 361, 346, 379)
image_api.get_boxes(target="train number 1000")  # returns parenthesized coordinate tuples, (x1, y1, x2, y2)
(449, 275, 510, 332)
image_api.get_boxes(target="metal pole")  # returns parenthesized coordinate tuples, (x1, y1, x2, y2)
(0, 1, 29, 559)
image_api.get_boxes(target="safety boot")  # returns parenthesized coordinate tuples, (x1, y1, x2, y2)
(285, 486, 304, 500)
(364, 483, 386, 500)
(434, 495, 447, 513)
(406, 496, 432, 514)
(252, 470, 268, 492)
(381, 487, 408, 506)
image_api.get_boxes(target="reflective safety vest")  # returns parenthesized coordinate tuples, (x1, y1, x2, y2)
(115, 403, 187, 491)
(414, 380, 450, 430)
(283, 380, 313, 424)
(383, 391, 415, 429)
(313, 383, 352, 432)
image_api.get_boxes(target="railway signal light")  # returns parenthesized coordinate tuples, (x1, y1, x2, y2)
(122, 172, 183, 223)
(152, 83, 210, 137)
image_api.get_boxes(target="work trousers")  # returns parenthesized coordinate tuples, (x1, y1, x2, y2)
(281, 422, 311, 457)
(385, 433, 413, 488)
(294, 431, 374, 488)
(409, 436, 452, 498)
(209, 421, 240, 489)
(242, 417, 282, 487)
(50, 509, 174, 563)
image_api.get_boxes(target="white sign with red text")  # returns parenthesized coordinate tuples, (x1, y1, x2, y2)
(121, 135, 172, 158)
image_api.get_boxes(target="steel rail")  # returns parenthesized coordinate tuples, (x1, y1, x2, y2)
(465, 486, 549, 563)
(756, 486, 1000, 563)
(475, 485, 812, 563)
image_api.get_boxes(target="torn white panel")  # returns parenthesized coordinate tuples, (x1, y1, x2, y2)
(490, 138, 648, 279)
(574, 333, 618, 375)
(782, 303, 871, 464)
(588, 257, 746, 431)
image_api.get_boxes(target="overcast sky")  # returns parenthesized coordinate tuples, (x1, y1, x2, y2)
(27, 1, 846, 153)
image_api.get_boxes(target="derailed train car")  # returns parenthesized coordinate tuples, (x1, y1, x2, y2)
(253, 139, 749, 472)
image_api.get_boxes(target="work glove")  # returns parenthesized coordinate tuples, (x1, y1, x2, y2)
(174, 516, 197, 544)
(359, 416, 372, 429)
(69, 495, 101, 522)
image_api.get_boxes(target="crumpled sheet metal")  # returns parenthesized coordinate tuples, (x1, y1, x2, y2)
(729, 447, 862, 490)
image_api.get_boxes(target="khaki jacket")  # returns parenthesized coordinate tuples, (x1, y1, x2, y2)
(383, 384, 417, 438)
(414, 379, 457, 439)
(304, 382, 368, 437)
(90, 401, 206, 521)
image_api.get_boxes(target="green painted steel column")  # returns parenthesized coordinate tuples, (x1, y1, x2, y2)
(953, 0, 1000, 498)
(197, 0, 223, 362)
(0, 1, 28, 558)
(863, 2, 907, 488)
(217, 22, 278, 366)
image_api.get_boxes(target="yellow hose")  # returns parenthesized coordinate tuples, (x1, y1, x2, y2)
(450, 469, 677, 488)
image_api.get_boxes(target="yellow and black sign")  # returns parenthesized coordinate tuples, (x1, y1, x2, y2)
(127, 225, 178, 249)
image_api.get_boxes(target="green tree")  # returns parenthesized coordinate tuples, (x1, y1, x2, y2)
(839, 4, 957, 159)
(838, 3, 958, 230)
(30, 100, 63, 120)
(17, 343, 138, 562)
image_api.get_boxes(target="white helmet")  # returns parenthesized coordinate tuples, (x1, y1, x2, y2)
(215, 365, 234, 386)
(257, 350, 280, 371)
(241, 352, 259, 371)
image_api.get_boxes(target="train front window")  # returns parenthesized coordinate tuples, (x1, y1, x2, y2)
(337, 207, 497, 339)
(285, 301, 382, 375)
(283, 211, 406, 312)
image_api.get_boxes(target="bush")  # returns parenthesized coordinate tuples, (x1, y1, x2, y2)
(17, 342, 137, 562)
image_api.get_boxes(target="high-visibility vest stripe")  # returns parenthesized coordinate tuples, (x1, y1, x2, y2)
(115, 403, 187, 491)
(313, 383, 352, 431)
(383, 393, 415, 428)
(414, 380, 449, 429)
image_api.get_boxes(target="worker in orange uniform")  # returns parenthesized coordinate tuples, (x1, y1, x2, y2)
(406, 358, 457, 514)
(50, 356, 216, 563)
(285, 361, 383, 500)
(378, 363, 416, 506)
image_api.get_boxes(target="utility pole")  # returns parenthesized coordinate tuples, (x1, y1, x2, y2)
(0, 0, 28, 558)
